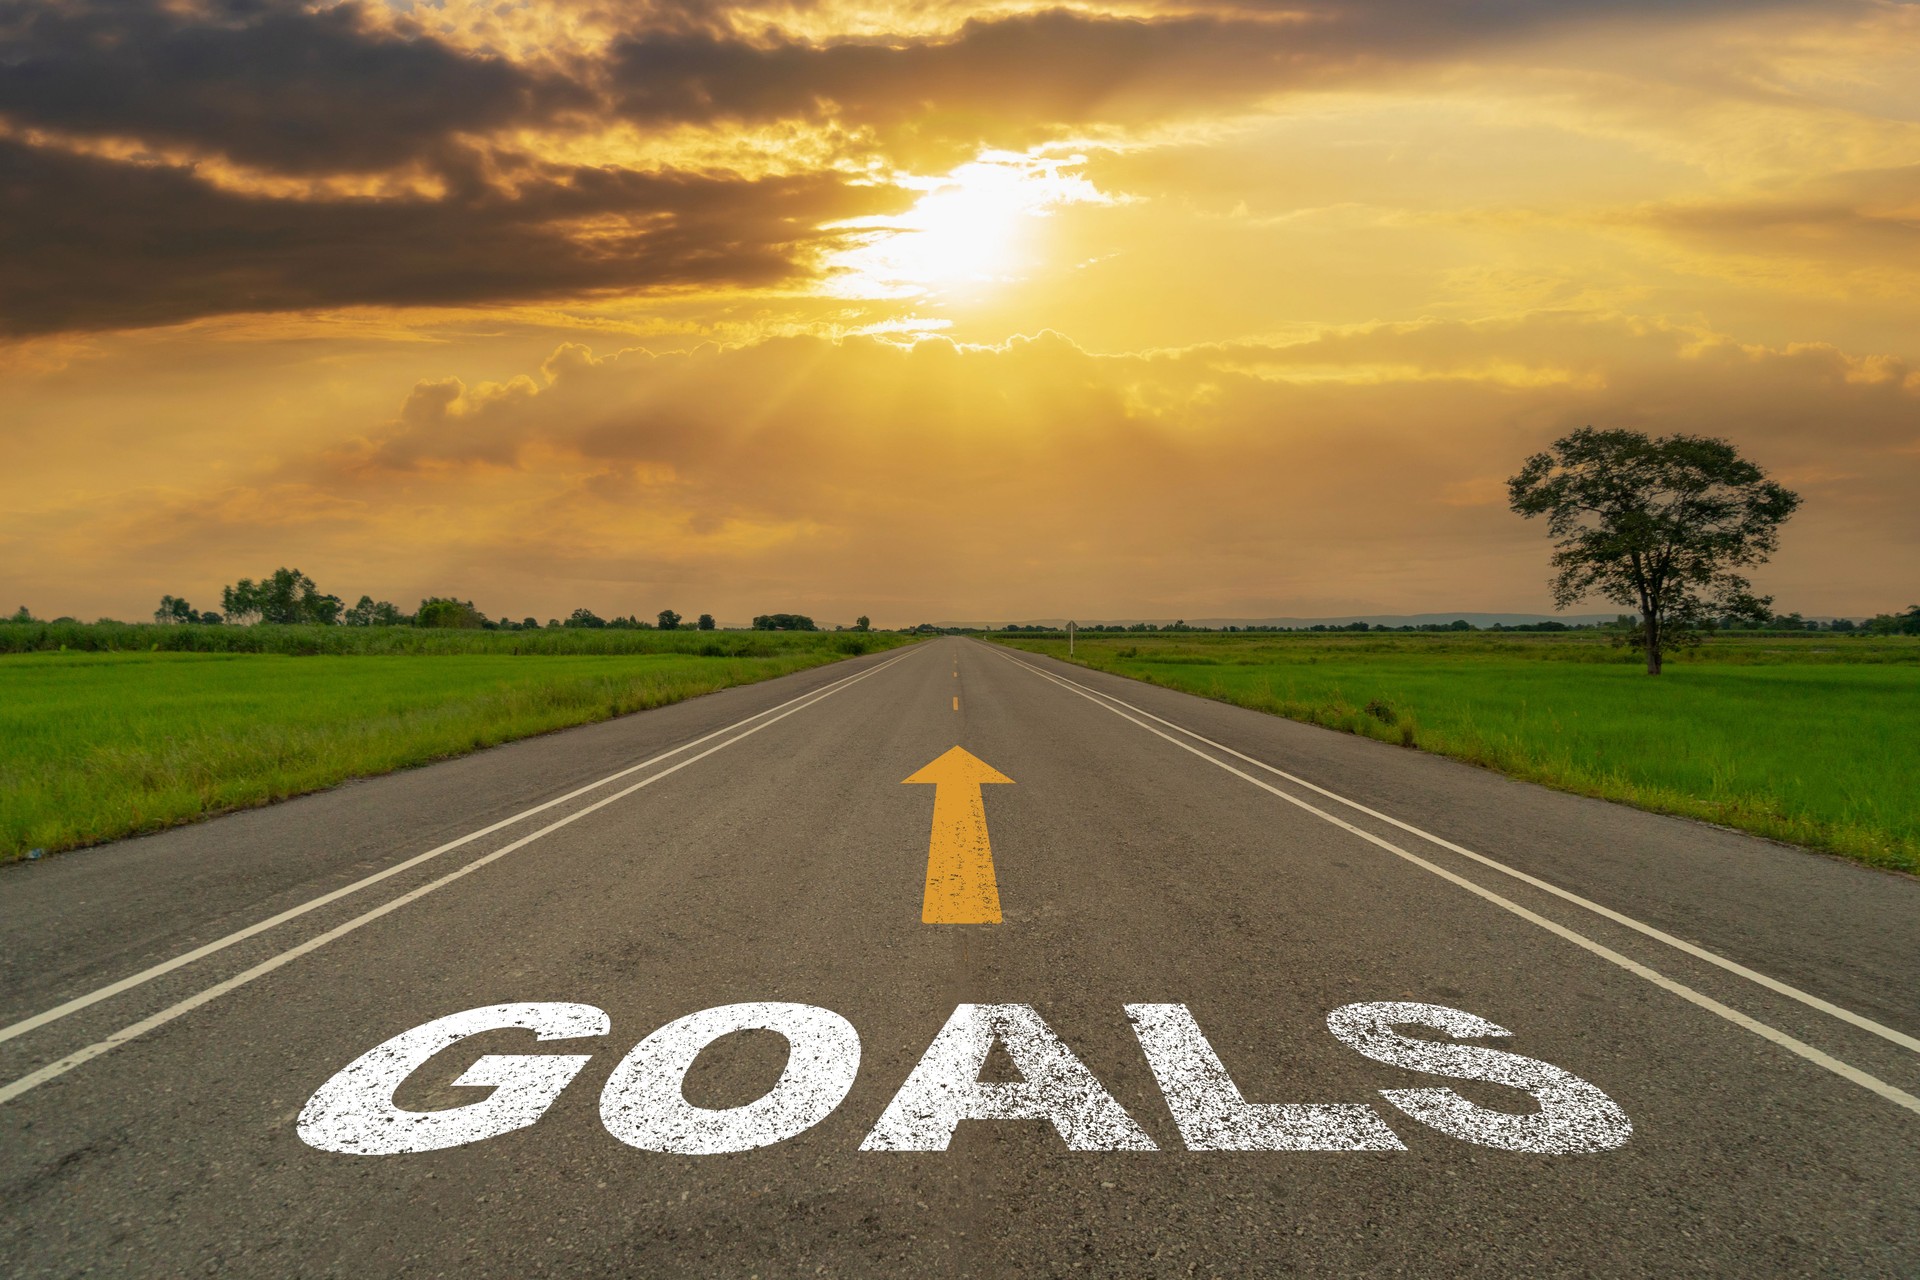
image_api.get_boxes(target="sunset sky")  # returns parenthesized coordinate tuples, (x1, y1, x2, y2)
(4, 0, 1917, 625)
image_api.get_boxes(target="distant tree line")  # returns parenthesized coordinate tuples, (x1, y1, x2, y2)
(992, 619, 1549, 634)
(921, 608, 1919, 637)
(75, 566, 859, 634)
(11, 596, 1910, 638)
(1715, 607, 1920, 635)
(991, 619, 1563, 634)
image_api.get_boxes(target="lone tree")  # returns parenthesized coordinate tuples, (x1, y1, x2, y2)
(658, 609, 682, 631)
(1508, 427, 1799, 674)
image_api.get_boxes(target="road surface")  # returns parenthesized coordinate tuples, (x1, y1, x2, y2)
(3, 637, 1917, 1276)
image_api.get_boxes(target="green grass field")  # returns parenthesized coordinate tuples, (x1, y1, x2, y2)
(0, 627, 910, 862)
(0, 619, 884, 658)
(993, 632, 1920, 874)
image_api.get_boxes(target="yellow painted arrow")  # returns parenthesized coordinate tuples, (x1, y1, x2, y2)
(904, 746, 1014, 925)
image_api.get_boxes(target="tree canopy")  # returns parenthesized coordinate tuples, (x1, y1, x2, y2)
(415, 597, 486, 629)
(344, 596, 409, 626)
(221, 568, 342, 626)
(153, 595, 221, 625)
(1866, 605, 1920, 636)
(1508, 427, 1799, 674)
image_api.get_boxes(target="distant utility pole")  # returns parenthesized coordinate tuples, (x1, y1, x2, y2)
(1068, 620, 1076, 657)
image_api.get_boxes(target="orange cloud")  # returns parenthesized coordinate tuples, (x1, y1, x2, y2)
(13, 313, 1909, 623)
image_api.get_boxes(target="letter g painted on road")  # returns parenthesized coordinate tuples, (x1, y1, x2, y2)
(297, 1002, 608, 1155)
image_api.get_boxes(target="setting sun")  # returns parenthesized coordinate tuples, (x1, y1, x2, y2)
(828, 152, 1108, 300)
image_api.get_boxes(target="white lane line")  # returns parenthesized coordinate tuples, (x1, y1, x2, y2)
(0, 646, 923, 1060)
(991, 646, 1920, 1119)
(993, 646, 1920, 1057)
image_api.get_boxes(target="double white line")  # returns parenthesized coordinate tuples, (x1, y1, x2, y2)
(0, 645, 923, 1107)
(990, 642, 1920, 1119)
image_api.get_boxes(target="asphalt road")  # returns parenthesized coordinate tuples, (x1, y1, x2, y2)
(3, 637, 1917, 1277)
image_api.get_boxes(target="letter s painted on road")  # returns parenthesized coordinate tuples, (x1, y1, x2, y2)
(1325, 1002, 1632, 1154)
(298, 1003, 608, 1155)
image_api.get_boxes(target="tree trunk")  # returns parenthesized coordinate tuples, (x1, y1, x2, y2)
(1644, 612, 1663, 675)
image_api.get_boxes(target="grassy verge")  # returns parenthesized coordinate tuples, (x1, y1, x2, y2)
(0, 619, 883, 657)
(1, 630, 910, 862)
(993, 632, 1920, 874)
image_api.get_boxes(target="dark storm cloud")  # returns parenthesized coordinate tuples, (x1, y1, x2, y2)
(0, 0, 585, 173)
(604, 0, 1821, 136)
(0, 0, 1836, 336)
(0, 139, 901, 335)
(0, 0, 1817, 174)
(606, 12, 1283, 127)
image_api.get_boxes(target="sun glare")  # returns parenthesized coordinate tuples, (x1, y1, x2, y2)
(827, 152, 1109, 302)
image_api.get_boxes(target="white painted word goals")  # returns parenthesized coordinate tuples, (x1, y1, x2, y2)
(297, 1001, 1632, 1157)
